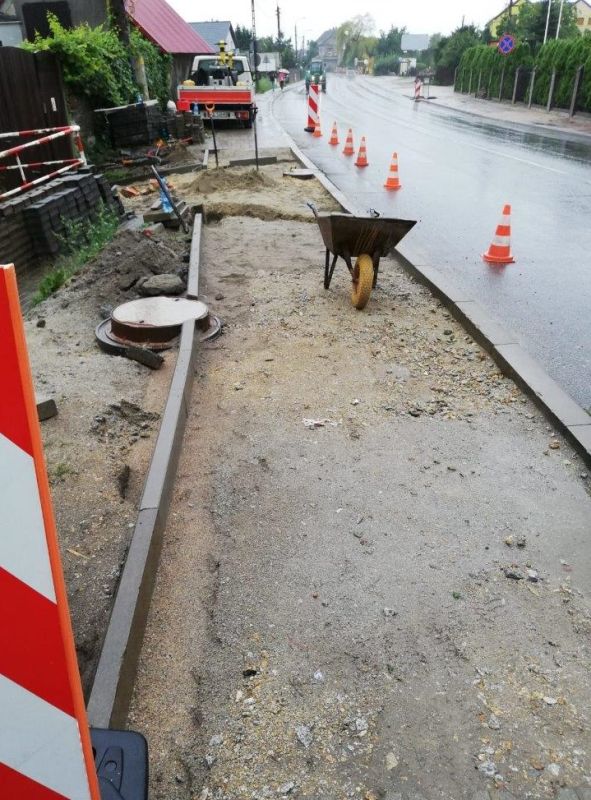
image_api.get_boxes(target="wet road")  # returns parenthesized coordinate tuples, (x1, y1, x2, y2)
(271, 75, 591, 410)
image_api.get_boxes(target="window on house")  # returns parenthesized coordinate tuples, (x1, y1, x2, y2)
(577, 16, 584, 23)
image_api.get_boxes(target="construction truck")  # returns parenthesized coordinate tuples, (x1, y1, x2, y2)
(177, 42, 256, 128)
(306, 59, 327, 93)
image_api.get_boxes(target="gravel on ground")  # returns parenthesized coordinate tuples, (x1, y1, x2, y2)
(127, 154, 591, 800)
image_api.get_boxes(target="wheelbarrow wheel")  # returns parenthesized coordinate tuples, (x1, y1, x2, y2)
(351, 254, 374, 310)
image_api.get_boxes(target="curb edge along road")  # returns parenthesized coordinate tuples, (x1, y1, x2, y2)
(270, 89, 591, 466)
(87, 215, 204, 729)
(423, 95, 591, 146)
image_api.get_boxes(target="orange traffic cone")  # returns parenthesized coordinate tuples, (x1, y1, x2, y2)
(384, 152, 402, 190)
(342, 128, 355, 156)
(355, 137, 369, 167)
(482, 204, 515, 264)
(329, 122, 339, 146)
(313, 122, 323, 138)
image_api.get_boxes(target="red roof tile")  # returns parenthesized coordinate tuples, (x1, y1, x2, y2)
(127, 0, 215, 55)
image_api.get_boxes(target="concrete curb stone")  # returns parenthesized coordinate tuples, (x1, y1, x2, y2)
(87, 224, 202, 728)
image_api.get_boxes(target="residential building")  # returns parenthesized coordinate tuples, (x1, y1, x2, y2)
(486, 0, 529, 37)
(572, 0, 591, 32)
(0, 0, 23, 45)
(190, 20, 236, 54)
(317, 28, 337, 71)
(12, 0, 107, 38)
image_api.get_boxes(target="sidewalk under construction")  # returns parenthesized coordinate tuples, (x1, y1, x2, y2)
(127, 145, 591, 800)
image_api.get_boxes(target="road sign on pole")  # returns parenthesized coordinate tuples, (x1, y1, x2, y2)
(498, 33, 516, 55)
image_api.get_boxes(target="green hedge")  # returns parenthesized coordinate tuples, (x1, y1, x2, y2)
(457, 43, 533, 100)
(457, 38, 591, 110)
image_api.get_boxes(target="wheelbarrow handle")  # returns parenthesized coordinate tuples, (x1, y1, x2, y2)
(306, 201, 319, 219)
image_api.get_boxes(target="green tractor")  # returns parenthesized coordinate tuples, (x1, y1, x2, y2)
(306, 59, 327, 94)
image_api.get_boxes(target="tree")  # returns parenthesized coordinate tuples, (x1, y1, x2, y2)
(376, 26, 405, 57)
(306, 39, 319, 63)
(436, 25, 483, 71)
(234, 24, 252, 52)
(496, 0, 579, 51)
(337, 15, 376, 66)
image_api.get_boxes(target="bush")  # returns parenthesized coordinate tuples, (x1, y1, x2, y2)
(256, 76, 273, 93)
(22, 14, 170, 109)
(374, 54, 399, 75)
(130, 29, 172, 108)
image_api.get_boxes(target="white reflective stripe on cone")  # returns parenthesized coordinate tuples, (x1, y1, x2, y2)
(0, 674, 92, 799)
(0, 433, 55, 602)
(492, 236, 511, 246)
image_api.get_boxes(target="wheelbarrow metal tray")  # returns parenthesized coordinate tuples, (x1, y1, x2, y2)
(315, 212, 417, 258)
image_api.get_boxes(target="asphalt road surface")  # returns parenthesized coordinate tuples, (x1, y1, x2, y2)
(271, 75, 591, 410)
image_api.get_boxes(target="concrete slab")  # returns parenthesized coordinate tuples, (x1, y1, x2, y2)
(495, 344, 591, 428)
(228, 155, 278, 167)
(36, 394, 57, 421)
(395, 257, 473, 304)
(454, 301, 520, 347)
(187, 213, 202, 300)
(568, 424, 591, 459)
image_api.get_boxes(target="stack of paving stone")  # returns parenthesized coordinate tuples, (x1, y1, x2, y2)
(0, 168, 123, 265)
(96, 100, 163, 148)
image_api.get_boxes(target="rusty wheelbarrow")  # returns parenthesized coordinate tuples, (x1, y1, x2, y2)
(308, 204, 417, 310)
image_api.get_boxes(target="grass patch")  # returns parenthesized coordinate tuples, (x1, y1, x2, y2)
(34, 203, 119, 305)
(256, 76, 273, 93)
(49, 461, 75, 484)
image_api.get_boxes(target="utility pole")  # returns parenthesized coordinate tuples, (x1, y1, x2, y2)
(555, 0, 565, 38)
(294, 25, 298, 65)
(276, 4, 282, 40)
(251, 0, 258, 82)
(543, 0, 552, 44)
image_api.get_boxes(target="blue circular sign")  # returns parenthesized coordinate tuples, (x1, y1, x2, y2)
(498, 34, 516, 55)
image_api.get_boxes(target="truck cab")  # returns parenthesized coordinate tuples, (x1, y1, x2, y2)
(177, 47, 256, 127)
(190, 54, 253, 89)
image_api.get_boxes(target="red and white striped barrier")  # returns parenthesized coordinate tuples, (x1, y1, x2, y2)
(0, 126, 74, 140)
(0, 125, 87, 202)
(305, 83, 320, 132)
(0, 264, 100, 799)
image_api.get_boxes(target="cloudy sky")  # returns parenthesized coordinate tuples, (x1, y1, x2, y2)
(168, 0, 505, 41)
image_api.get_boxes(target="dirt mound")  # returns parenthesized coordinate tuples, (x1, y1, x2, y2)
(193, 168, 276, 195)
(205, 202, 313, 223)
(83, 229, 184, 299)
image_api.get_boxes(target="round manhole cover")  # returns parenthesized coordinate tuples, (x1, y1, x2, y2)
(111, 297, 209, 346)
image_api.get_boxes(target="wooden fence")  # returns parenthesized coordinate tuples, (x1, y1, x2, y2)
(0, 46, 70, 192)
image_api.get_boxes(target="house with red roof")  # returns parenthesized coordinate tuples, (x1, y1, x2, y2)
(127, 0, 214, 90)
